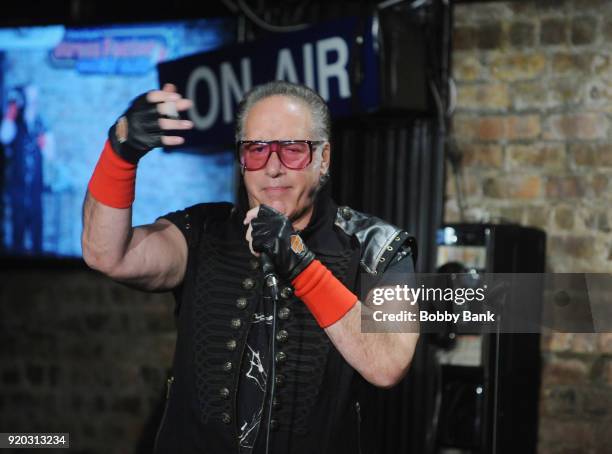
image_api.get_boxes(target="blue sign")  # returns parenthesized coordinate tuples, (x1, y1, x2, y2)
(157, 16, 380, 147)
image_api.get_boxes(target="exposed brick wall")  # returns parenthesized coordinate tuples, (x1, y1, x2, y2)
(0, 268, 175, 453)
(449, 1, 611, 453)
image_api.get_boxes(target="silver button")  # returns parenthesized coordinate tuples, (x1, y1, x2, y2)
(185, 223, 191, 230)
(270, 419, 278, 431)
(280, 286, 293, 299)
(236, 297, 248, 310)
(221, 412, 231, 424)
(242, 278, 255, 290)
(276, 330, 289, 343)
(278, 307, 290, 320)
(219, 387, 230, 399)
(341, 207, 352, 220)
(272, 397, 280, 408)
(250, 259, 259, 270)
(275, 374, 285, 387)
(223, 361, 233, 372)
(275, 351, 287, 363)
(226, 339, 237, 351)
(231, 318, 242, 329)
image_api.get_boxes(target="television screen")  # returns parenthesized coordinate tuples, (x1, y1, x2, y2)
(0, 19, 236, 259)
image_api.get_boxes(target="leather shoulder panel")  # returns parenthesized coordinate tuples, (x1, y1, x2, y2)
(334, 206, 417, 274)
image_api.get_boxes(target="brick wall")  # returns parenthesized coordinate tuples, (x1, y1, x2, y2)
(450, 1, 611, 453)
(0, 268, 175, 453)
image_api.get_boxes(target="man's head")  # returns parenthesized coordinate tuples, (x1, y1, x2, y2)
(235, 81, 331, 230)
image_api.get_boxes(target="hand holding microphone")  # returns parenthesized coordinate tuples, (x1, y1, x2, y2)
(244, 204, 314, 282)
(245, 204, 358, 329)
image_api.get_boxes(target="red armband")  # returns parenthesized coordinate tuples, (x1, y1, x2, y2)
(292, 260, 358, 328)
(88, 140, 137, 209)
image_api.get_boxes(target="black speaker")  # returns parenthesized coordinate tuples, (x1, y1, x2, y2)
(434, 223, 545, 454)
(376, 5, 433, 113)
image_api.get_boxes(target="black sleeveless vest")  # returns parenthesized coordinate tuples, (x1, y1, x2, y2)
(154, 194, 416, 454)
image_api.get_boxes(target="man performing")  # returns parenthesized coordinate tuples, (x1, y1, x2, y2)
(82, 81, 418, 453)
(1, 85, 54, 254)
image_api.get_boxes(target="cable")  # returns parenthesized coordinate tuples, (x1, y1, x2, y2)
(237, 0, 311, 33)
(377, 0, 431, 10)
(425, 348, 443, 453)
(447, 77, 457, 117)
(429, 79, 445, 129)
(261, 263, 279, 454)
(430, 59, 467, 222)
(220, 0, 239, 14)
(447, 138, 467, 222)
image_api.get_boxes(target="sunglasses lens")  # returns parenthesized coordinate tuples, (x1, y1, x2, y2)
(240, 142, 270, 170)
(279, 142, 311, 169)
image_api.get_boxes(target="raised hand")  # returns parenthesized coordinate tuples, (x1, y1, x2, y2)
(108, 83, 193, 164)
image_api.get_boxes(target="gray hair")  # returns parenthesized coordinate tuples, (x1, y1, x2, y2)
(235, 81, 331, 142)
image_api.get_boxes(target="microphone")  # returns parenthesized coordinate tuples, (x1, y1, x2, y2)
(260, 253, 279, 300)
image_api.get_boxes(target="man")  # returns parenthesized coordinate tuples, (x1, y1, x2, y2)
(82, 81, 418, 453)
(1, 85, 54, 254)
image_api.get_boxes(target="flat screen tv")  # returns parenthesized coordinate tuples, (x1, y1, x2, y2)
(0, 19, 236, 259)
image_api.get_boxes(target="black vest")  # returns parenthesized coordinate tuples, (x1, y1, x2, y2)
(154, 196, 416, 454)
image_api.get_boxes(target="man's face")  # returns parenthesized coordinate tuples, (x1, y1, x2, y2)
(242, 95, 330, 230)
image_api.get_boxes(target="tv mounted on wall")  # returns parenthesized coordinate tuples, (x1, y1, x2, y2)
(0, 18, 236, 260)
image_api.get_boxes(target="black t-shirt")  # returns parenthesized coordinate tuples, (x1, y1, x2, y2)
(236, 291, 272, 453)
(236, 255, 415, 454)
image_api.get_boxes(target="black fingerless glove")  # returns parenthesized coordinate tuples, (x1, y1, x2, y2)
(108, 93, 167, 164)
(251, 205, 315, 281)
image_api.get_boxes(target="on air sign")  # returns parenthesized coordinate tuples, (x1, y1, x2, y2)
(157, 17, 380, 147)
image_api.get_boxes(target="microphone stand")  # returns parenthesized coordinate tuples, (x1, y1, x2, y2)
(261, 254, 279, 454)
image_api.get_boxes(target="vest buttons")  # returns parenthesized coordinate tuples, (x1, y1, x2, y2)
(275, 351, 287, 364)
(269, 419, 278, 431)
(278, 307, 291, 320)
(276, 329, 289, 343)
(221, 412, 231, 424)
(275, 374, 285, 387)
(249, 259, 259, 270)
(230, 318, 242, 329)
(272, 397, 280, 408)
(226, 339, 237, 351)
(219, 387, 230, 399)
(236, 297, 248, 310)
(280, 286, 293, 299)
(223, 361, 233, 372)
(242, 277, 255, 290)
(341, 206, 352, 220)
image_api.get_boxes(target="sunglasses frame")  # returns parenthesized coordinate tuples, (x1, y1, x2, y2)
(237, 140, 325, 171)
